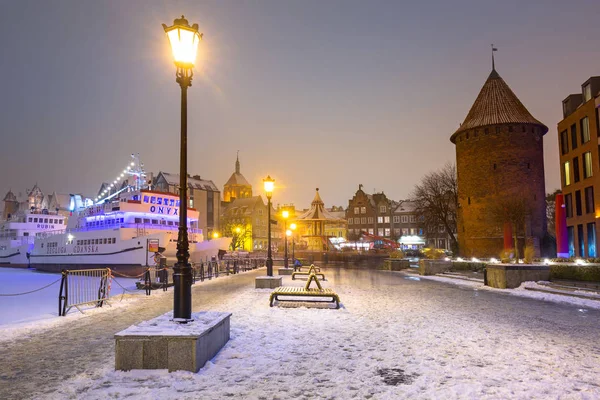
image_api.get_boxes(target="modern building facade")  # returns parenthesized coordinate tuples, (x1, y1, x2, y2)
(557, 76, 600, 257)
(451, 67, 548, 257)
(154, 172, 221, 238)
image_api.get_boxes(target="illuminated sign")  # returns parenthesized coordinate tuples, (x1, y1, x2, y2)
(143, 195, 180, 207)
(149, 206, 178, 215)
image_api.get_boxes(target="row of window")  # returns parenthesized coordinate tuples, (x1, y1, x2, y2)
(28, 217, 64, 224)
(348, 228, 424, 236)
(76, 238, 117, 246)
(563, 151, 593, 186)
(560, 117, 591, 155)
(348, 215, 417, 225)
(567, 222, 597, 257)
(564, 186, 594, 218)
(86, 218, 125, 227)
(353, 206, 367, 215)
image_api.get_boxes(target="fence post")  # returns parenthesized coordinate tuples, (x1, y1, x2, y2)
(144, 268, 151, 296)
(58, 269, 68, 317)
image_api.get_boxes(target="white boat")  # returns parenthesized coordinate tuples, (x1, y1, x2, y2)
(30, 189, 231, 275)
(0, 212, 67, 267)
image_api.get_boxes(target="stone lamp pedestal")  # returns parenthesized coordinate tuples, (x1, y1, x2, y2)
(115, 311, 231, 373)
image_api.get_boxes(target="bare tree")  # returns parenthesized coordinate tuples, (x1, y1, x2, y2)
(546, 189, 561, 237)
(221, 221, 252, 251)
(411, 163, 458, 253)
(491, 196, 532, 260)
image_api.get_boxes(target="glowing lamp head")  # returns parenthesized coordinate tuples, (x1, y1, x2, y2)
(235, 227, 241, 234)
(212, 232, 219, 239)
(286, 229, 292, 237)
(163, 16, 202, 69)
(282, 210, 289, 219)
(263, 175, 275, 199)
(290, 223, 297, 231)
(67, 234, 74, 241)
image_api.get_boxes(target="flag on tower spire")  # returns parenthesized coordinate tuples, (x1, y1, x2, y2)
(491, 44, 498, 70)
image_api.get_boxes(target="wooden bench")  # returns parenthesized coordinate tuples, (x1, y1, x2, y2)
(292, 264, 325, 280)
(297, 264, 321, 272)
(269, 273, 340, 309)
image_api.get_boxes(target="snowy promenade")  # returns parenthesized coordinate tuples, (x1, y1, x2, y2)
(1, 267, 600, 399)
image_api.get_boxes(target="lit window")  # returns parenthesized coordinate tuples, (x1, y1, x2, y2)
(583, 83, 592, 102)
(584, 152, 593, 178)
(348, 218, 353, 225)
(368, 229, 374, 235)
(581, 117, 590, 143)
(367, 217, 374, 224)
(384, 228, 390, 237)
(361, 207, 366, 214)
(564, 161, 571, 186)
(377, 216, 383, 223)
(361, 217, 366, 224)
(378, 228, 384, 236)
(384, 216, 390, 223)
(354, 207, 360, 214)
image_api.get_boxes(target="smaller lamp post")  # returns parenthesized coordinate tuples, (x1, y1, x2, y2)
(282, 210, 289, 268)
(290, 223, 297, 261)
(263, 176, 275, 276)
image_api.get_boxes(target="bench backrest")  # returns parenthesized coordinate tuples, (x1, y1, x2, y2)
(305, 273, 323, 290)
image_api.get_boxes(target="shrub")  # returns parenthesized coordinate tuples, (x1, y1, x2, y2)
(524, 245, 535, 264)
(500, 249, 513, 263)
(422, 248, 446, 260)
(550, 264, 600, 282)
(389, 250, 405, 259)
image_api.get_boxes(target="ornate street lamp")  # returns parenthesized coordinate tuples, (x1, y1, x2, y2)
(282, 210, 289, 268)
(290, 223, 297, 261)
(162, 15, 202, 322)
(263, 176, 275, 276)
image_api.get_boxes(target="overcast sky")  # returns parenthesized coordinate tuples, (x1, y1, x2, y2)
(1, 0, 599, 209)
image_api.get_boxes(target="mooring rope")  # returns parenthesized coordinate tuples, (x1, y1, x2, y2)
(0, 278, 62, 296)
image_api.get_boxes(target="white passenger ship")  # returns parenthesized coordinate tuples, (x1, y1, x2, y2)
(0, 211, 67, 267)
(28, 158, 231, 275)
(30, 189, 230, 274)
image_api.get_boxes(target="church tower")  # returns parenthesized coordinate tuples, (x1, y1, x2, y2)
(451, 66, 548, 257)
(223, 153, 252, 202)
(3, 190, 18, 220)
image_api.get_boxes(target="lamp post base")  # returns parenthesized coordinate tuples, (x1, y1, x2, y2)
(278, 268, 293, 276)
(255, 276, 282, 289)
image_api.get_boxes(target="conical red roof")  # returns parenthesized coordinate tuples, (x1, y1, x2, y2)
(450, 69, 547, 143)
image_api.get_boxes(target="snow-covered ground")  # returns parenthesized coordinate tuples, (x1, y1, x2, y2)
(0, 267, 144, 342)
(22, 268, 599, 400)
(412, 271, 600, 310)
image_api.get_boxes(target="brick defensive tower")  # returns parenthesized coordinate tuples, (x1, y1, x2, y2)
(450, 67, 548, 257)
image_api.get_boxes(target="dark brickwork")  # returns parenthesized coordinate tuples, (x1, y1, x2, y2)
(455, 123, 547, 257)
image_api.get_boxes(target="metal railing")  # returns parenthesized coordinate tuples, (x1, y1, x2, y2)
(140, 257, 266, 295)
(58, 268, 111, 316)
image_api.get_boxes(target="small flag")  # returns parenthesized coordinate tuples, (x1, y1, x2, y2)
(492, 47, 498, 51)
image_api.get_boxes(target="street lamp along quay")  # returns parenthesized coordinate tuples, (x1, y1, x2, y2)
(290, 223, 297, 262)
(163, 15, 202, 323)
(282, 210, 289, 268)
(263, 176, 275, 276)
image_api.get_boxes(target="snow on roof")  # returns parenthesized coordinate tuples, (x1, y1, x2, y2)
(159, 172, 219, 192)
